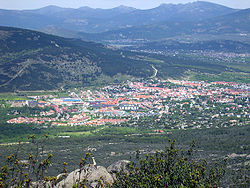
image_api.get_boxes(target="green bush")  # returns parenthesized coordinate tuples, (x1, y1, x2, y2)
(113, 140, 226, 188)
(0, 138, 227, 188)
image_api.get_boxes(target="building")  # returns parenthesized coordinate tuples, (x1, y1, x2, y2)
(119, 104, 138, 111)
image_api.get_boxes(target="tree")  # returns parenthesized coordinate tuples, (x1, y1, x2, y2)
(113, 140, 226, 188)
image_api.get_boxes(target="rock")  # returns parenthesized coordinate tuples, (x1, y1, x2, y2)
(56, 173, 68, 184)
(56, 165, 114, 188)
(107, 160, 130, 174)
(38, 160, 130, 187)
(228, 153, 247, 159)
(88, 166, 114, 187)
(30, 181, 51, 188)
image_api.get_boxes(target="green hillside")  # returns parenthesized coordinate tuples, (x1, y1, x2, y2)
(0, 26, 153, 91)
(0, 26, 249, 92)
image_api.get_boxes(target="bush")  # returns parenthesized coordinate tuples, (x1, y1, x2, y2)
(0, 135, 54, 187)
(0, 138, 227, 188)
(113, 140, 226, 188)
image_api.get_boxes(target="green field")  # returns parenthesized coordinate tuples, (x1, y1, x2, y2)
(188, 71, 250, 83)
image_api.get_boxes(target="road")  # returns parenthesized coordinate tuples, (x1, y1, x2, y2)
(150, 65, 158, 78)
(0, 63, 30, 87)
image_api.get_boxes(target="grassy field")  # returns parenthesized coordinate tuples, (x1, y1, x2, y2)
(58, 131, 92, 137)
(0, 93, 29, 101)
(187, 71, 250, 83)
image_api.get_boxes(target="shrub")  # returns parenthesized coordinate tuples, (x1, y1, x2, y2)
(113, 140, 226, 188)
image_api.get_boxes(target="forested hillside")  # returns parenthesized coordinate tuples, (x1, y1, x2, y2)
(0, 26, 153, 91)
(0, 26, 249, 92)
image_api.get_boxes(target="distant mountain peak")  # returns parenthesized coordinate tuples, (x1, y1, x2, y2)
(42, 5, 61, 8)
(34, 5, 72, 14)
(0, 1, 240, 35)
(159, 3, 175, 7)
(116, 5, 134, 9)
(195, 1, 225, 5)
(36, 5, 64, 11)
(158, 1, 232, 8)
(112, 5, 136, 12)
(78, 6, 93, 10)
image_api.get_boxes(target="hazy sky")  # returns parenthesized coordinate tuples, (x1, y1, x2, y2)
(0, 0, 249, 10)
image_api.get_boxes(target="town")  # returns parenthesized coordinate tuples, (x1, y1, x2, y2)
(6, 79, 250, 130)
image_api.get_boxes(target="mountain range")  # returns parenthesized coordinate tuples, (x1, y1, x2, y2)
(0, 1, 249, 91)
(78, 8, 250, 43)
(0, 1, 245, 40)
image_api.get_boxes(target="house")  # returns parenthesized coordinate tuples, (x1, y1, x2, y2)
(119, 104, 138, 111)
(9, 100, 28, 107)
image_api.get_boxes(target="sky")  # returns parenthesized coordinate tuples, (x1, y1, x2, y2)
(0, 0, 249, 10)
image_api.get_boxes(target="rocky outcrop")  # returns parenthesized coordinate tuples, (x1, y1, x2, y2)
(32, 160, 130, 188)
(56, 165, 114, 188)
(107, 160, 130, 181)
(107, 160, 130, 174)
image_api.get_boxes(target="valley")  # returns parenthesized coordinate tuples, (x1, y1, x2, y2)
(0, 26, 249, 92)
(0, 1, 249, 187)
(0, 79, 249, 186)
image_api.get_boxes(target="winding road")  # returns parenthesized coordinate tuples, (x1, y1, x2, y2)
(150, 65, 158, 78)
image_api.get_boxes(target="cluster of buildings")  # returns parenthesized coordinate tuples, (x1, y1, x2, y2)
(6, 79, 249, 129)
(7, 116, 57, 125)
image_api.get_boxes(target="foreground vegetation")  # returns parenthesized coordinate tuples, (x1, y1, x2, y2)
(0, 138, 228, 187)
(0, 124, 249, 187)
(113, 140, 226, 188)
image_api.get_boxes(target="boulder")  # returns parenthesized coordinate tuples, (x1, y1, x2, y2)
(37, 160, 130, 187)
(56, 165, 114, 188)
(88, 166, 114, 187)
(107, 160, 130, 174)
